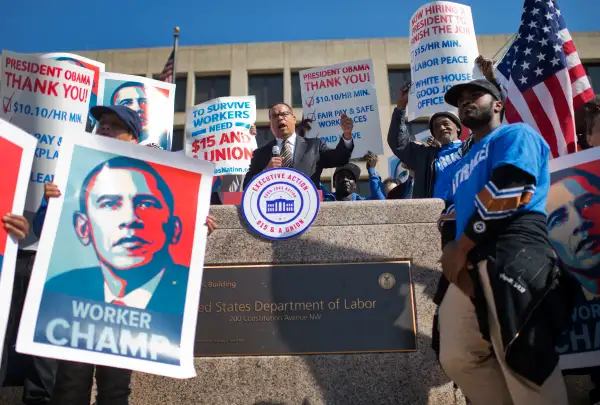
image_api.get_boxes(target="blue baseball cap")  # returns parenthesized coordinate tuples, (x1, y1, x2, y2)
(90, 105, 143, 140)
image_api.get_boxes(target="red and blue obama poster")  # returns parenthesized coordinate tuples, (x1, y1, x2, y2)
(0, 118, 37, 362)
(548, 147, 600, 370)
(17, 130, 214, 378)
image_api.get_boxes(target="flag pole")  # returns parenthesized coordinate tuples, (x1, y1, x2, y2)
(172, 26, 180, 84)
(492, 33, 517, 68)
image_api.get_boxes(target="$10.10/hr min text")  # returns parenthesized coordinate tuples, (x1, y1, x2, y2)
(7, 102, 83, 124)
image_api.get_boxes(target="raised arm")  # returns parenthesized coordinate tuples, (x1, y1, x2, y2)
(319, 113, 354, 168)
(387, 87, 432, 169)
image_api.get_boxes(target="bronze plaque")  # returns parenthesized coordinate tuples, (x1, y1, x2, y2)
(194, 261, 416, 356)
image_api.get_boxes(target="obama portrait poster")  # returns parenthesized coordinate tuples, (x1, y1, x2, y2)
(17, 130, 214, 378)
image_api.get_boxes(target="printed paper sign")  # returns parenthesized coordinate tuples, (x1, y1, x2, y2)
(41, 53, 105, 132)
(0, 51, 93, 220)
(548, 148, 600, 370)
(408, 1, 481, 121)
(17, 131, 213, 378)
(100, 73, 175, 151)
(186, 96, 257, 176)
(0, 119, 36, 364)
(300, 59, 383, 158)
(388, 156, 409, 180)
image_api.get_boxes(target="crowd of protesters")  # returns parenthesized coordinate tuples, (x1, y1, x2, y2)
(0, 51, 599, 405)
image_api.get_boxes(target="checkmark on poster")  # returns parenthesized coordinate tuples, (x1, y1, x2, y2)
(3, 93, 15, 113)
(307, 111, 316, 121)
(306, 94, 315, 108)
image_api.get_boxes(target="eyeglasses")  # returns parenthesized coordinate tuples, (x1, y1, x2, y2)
(270, 111, 293, 120)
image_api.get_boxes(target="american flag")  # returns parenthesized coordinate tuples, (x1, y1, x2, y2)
(158, 50, 175, 83)
(495, 0, 594, 157)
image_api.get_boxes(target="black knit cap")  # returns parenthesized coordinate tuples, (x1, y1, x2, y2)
(333, 163, 361, 182)
(428, 112, 462, 136)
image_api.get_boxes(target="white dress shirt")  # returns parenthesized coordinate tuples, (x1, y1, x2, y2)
(103, 267, 165, 309)
(276, 133, 353, 160)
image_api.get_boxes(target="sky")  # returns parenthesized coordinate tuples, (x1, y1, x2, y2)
(2, 0, 599, 53)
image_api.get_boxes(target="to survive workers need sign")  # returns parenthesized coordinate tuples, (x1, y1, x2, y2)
(408, 1, 481, 121)
(186, 96, 257, 176)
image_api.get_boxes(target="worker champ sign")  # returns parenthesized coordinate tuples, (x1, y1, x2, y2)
(0, 119, 36, 364)
(548, 147, 600, 370)
(299, 59, 383, 158)
(408, 1, 481, 121)
(0, 52, 93, 229)
(186, 96, 257, 176)
(17, 130, 214, 378)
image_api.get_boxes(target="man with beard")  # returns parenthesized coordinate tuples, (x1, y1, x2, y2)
(437, 78, 571, 404)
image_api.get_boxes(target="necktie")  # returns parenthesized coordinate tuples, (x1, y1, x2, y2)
(281, 139, 292, 167)
(111, 300, 126, 306)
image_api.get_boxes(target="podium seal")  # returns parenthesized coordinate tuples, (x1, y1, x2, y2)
(241, 168, 319, 240)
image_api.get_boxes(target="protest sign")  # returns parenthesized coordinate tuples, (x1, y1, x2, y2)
(0, 51, 93, 222)
(17, 130, 213, 378)
(299, 59, 383, 158)
(388, 156, 409, 181)
(547, 147, 600, 370)
(0, 119, 36, 363)
(100, 73, 175, 151)
(41, 53, 105, 131)
(186, 96, 257, 176)
(408, 1, 481, 121)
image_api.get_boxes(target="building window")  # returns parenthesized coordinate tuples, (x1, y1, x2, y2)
(172, 127, 185, 151)
(407, 121, 429, 134)
(585, 64, 600, 94)
(255, 126, 272, 148)
(248, 73, 283, 109)
(153, 74, 187, 113)
(406, 121, 430, 142)
(388, 69, 411, 104)
(291, 72, 303, 108)
(195, 75, 230, 104)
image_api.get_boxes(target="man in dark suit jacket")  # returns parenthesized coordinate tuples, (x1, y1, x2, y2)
(243, 103, 354, 190)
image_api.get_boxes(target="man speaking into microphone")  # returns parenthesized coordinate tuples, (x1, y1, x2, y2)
(242, 103, 354, 189)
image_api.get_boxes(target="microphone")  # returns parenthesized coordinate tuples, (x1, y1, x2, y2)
(272, 145, 280, 157)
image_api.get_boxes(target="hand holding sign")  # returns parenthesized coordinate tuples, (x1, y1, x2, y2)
(475, 55, 495, 82)
(397, 87, 410, 110)
(340, 114, 353, 140)
(44, 182, 61, 201)
(206, 215, 217, 236)
(364, 151, 378, 170)
(3, 214, 29, 240)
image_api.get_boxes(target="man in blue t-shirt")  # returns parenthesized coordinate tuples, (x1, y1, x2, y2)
(436, 79, 571, 405)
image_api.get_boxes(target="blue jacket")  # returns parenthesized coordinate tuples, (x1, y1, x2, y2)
(33, 198, 48, 238)
(321, 168, 386, 201)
